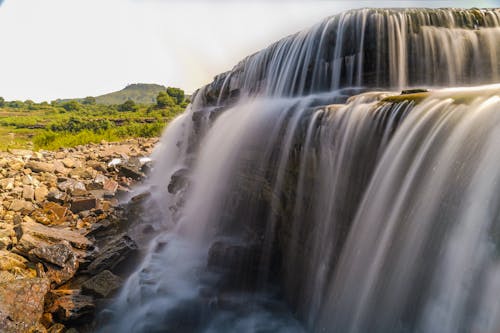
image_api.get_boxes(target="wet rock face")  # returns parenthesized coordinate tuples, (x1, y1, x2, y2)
(0, 138, 158, 331)
(87, 234, 138, 275)
(82, 270, 122, 298)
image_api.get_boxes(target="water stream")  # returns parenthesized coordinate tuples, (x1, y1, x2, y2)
(99, 8, 500, 333)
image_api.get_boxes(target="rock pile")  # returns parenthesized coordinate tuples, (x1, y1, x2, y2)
(0, 138, 158, 332)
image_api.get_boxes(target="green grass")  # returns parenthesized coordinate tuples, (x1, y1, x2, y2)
(0, 100, 186, 151)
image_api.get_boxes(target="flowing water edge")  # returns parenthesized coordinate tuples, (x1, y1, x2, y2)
(99, 8, 500, 333)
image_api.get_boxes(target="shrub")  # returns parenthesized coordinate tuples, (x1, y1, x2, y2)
(61, 100, 81, 112)
(118, 99, 138, 112)
(156, 91, 175, 108)
(166, 87, 185, 104)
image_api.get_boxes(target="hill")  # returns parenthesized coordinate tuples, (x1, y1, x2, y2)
(95, 83, 167, 105)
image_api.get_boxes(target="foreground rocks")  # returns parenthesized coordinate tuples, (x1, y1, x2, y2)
(0, 138, 157, 332)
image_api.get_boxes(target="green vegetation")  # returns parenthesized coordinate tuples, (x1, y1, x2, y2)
(0, 85, 188, 151)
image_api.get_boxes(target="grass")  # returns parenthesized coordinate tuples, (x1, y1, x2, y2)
(0, 99, 186, 151)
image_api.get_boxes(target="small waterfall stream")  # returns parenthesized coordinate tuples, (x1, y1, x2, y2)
(99, 8, 500, 333)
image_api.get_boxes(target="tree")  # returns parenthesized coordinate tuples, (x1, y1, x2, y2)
(62, 100, 81, 112)
(118, 99, 138, 112)
(156, 91, 175, 108)
(0, 97, 4, 107)
(166, 87, 185, 104)
(82, 96, 96, 105)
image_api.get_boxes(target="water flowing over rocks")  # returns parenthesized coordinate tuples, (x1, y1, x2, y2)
(0, 138, 157, 332)
(97, 7, 500, 333)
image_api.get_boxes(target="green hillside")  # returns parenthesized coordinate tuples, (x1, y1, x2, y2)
(95, 83, 167, 105)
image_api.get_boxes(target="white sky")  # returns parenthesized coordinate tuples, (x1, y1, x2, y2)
(0, 0, 498, 101)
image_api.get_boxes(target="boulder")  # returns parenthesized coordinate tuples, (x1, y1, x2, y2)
(57, 179, 86, 194)
(9, 199, 34, 213)
(23, 185, 35, 201)
(0, 278, 50, 332)
(0, 250, 34, 280)
(25, 161, 55, 173)
(14, 221, 92, 259)
(61, 158, 77, 168)
(70, 197, 98, 213)
(118, 164, 144, 180)
(47, 292, 95, 324)
(0, 178, 14, 190)
(82, 270, 122, 298)
(31, 243, 74, 268)
(34, 186, 49, 202)
(87, 234, 138, 274)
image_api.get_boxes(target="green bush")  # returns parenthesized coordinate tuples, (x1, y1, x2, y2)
(166, 87, 185, 104)
(61, 100, 81, 112)
(118, 99, 138, 112)
(156, 91, 176, 108)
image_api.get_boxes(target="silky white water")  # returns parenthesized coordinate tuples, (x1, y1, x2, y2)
(98, 8, 500, 333)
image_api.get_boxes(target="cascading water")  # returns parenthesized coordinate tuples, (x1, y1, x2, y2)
(99, 8, 500, 333)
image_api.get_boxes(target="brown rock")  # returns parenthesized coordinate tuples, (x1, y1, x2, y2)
(14, 221, 92, 259)
(103, 179, 118, 195)
(23, 185, 35, 201)
(0, 178, 14, 190)
(0, 250, 34, 279)
(70, 197, 98, 213)
(43, 202, 68, 222)
(61, 158, 76, 168)
(30, 243, 74, 268)
(57, 179, 86, 194)
(82, 270, 122, 298)
(10, 199, 34, 212)
(48, 293, 95, 323)
(0, 278, 50, 332)
(25, 161, 55, 173)
(35, 186, 49, 202)
(87, 234, 138, 274)
(8, 148, 33, 158)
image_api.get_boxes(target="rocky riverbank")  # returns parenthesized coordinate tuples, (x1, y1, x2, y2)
(0, 138, 158, 333)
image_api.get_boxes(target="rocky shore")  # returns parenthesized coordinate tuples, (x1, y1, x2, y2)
(0, 138, 158, 333)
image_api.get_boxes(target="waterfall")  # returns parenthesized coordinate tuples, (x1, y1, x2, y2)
(99, 8, 500, 333)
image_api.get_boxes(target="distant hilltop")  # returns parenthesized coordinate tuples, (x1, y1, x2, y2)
(57, 83, 188, 105)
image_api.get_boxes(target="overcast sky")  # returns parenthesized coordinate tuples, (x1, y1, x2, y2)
(0, 0, 498, 101)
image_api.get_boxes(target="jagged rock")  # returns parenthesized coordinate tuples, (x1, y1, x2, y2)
(0, 178, 14, 190)
(34, 186, 49, 202)
(87, 234, 138, 274)
(70, 197, 97, 213)
(47, 292, 95, 324)
(168, 168, 189, 194)
(88, 174, 108, 190)
(8, 148, 33, 158)
(10, 199, 34, 212)
(0, 250, 34, 280)
(47, 190, 67, 204)
(23, 185, 35, 201)
(0, 278, 50, 332)
(57, 179, 86, 194)
(61, 158, 76, 168)
(119, 164, 144, 180)
(14, 221, 92, 259)
(103, 179, 118, 195)
(82, 270, 122, 298)
(25, 161, 55, 173)
(30, 243, 79, 285)
(31, 243, 74, 268)
(53, 160, 70, 175)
